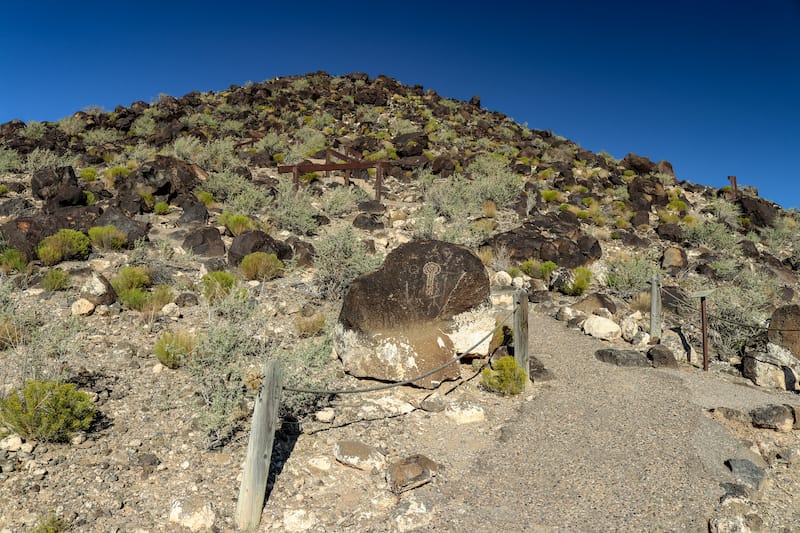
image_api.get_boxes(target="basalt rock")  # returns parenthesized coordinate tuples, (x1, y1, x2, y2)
(227, 231, 292, 266)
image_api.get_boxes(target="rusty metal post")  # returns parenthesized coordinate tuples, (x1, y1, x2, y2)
(701, 296, 709, 371)
(345, 169, 351, 187)
(375, 164, 383, 202)
(292, 166, 300, 193)
(728, 175, 737, 201)
(325, 149, 331, 177)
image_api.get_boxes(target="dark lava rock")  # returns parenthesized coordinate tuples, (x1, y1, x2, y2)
(95, 206, 150, 247)
(767, 305, 800, 359)
(352, 213, 384, 231)
(737, 196, 778, 228)
(182, 227, 225, 257)
(724, 458, 766, 492)
(656, 223, 684, 243)
(749, 404, 795, 431)
(647, 345, 679, 368)
(227, 231, 292, 266)
(594, 349, 651, 368)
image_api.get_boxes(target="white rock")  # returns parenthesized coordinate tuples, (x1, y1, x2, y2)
(582, 315, 621, 340)
(445, 401, 486, 425)
(449, 307, 496, 355)
(333, 440, 386, 473)
(0, 434, 22, 452)
(631, 331, 651, 348)
(556, 306, 579, 322)
(620, 315, 639, 342)
(71, 298, 95, 316)
(314, 408, 335, 423)
(307, 456, 332, 472)
(160, 302, 181, 318)
(511, 276, 527, 289)
(283, 509, 317, 532)
(153, 363, 164, 374)
(395, 496, 433, 532)
(169, 498, 215, 532)
(19, 442, 35, 454)
(493, 271, 513, 287)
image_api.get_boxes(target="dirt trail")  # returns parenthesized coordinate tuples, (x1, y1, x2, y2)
(416, 309, 800, 532)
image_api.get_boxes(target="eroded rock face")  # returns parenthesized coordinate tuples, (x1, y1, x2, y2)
(337, 240, 489, 387)
(767, 305, 800, 359)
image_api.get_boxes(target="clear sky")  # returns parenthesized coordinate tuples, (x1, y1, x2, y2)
(2, 1, 798, 207)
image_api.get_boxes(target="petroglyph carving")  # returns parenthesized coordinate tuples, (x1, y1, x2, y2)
(423, 262, 441, 296)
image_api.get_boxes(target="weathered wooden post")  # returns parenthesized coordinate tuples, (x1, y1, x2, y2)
(650, 274, 661, 341)
(236, 360, 284, 531)
(292, 166, 300, 193)
(375, 163, 383, 202)
(513, 289, 530, 382)
(728, 175, 738, 201)
(689, 289, 715, 372)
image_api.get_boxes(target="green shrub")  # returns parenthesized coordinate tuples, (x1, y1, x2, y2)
(41, 269, 71, 291)
(104, 166, 132, 180)
(37, 229, 90, 266)
(218, 211, 256, 236)
(117, 288, 150, 311)
(58, 114, 86, 136)
(32, 512, 66, 533)
(541, 190, 564, 203)
(667, 199, 688, 212)
(88, 225, 127, 250)
(153, 330, 196, 369)
(539, 260, 558, 280)
(21, 120, 47, 140)
(239, 252, 283, 281)
(0, 184, 8, 197)
(269, 179, 319, 234)
(84, 190, 96, 205)
(685, 221, 739, 251)
(153, 201, 170, 215)
(481, 356, 527, 395)
(321, 185, 365, 217)
(202, 271, 237, 302)
(83, 128, 122, 146)
(204, 170, 270, 216)
(195, 190, 214, 206)
(111, 265, 151, 293)
(0, 147, 21, 173)
(25, 148, 69, 173)
(79, 168, 98, 181)
(130, 114, 157, 137)
(0, 248, 27, 274)
(566, 266, 592, 296)
(314, 227, 382, 298)
(605, 255, 657, 298)
(0, 380, 95, 442)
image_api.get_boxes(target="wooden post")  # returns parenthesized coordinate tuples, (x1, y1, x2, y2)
(650, 274, 661, 341)
(292, 167, 300, 193)
(728, 175, 737, 201)
(325, 149, 331, 177)
(513, 289, 530, 382)
(236, 360, 283, 531)
(375, 164, 383, 202)
(701, 296, 709, 371)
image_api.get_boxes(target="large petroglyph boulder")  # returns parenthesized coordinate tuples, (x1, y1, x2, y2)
(335, 240, 490, 387)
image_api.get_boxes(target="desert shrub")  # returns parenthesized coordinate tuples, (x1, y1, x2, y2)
(153, 201, 170, 215)
(605, 255, 658, 298)
(37, 229, 90, 265)
(526, 260, 557, 281)
(83, 190, 96, 205)
(21, 120, 47, 140)
(685, 221, 739, 251)
(0, 248, 27, 274)
(708, 197, 741, 226)
(117, 288, 150, 311)
(111, 265, 151, 293)
(202, 271, 237, 302)
(83, 128, 122, 146)
(269, 179, 319, 234)
(481, 356, 527, 395)
(88, 225, 127, 250)
(170, 135, 203, 163)
(197, 137, 241, 172)
(204, 170, 270, 216)
(58, 115, 86, 136)
(667, 199, 688, 212)
(105, 165, 132, 180)
(411, 204, 437, 240)
(147, 284, 174, 311)
(239, 252, 283, 281)
(0, 316, 29, 350)
(130, 114, 156, 137)
(275, 335, 336, 417)
(287, 126, 326, 163)
(541, 190, 564, 203)
(0, 147, 21, 173)
(41, 269, 71, 291)
(195, 190, 214, 206)
(466, 154, 524, 206)
(153, 329, 196, 369)
(0, 379, 94, 442)
(314, 226, 382, 298)
(218, 211, 256, 236)
(32, 512, 66, 533)
(321, 185, 366, 217)
(294, 313, 326, 337)
(566, 266, 592, 296)
(79, 167, 98, 181)
(25, 148, 69, 172)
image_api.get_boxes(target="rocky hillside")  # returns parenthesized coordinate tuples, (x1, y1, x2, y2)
(1, 71, 799, 531)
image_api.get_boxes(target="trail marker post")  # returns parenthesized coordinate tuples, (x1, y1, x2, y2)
(513, 289, 530, 382)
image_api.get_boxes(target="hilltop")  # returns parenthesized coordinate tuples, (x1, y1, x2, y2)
(0, 71, 799, 531)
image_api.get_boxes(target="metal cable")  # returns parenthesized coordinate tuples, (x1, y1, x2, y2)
(282, 309, 516, 395)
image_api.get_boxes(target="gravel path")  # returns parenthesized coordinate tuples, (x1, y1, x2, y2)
(423, 309, 800, 532)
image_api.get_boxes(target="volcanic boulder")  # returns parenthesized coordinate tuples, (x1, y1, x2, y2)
(336, 240, 490, 387)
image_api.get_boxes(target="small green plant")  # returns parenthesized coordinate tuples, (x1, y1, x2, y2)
(314, 227, 382, 298)
(118, 288, 150, 311)
(84, 190, 96, 205)
(41, 269, 71, 291)
(195, 190, 214, 207)
(269, 179, 319, 234)
(218, 211, 257, 236)
(153, 329, 196, 369)
(0, 147, 21, 173)
(239, 252, 283, 281)
(541, 190, 564, 203)
(539, 260, 558, 280)
(0, 379, 95, 442)
(111, 265, 151, 293)
(0, 184, 8, 197)
(605, 255, 657, 298)
(566, 266, 592, 296)
(88, 225, 127, 250)
(153, 201, 170, 215)
(481, 356, 527, 395)
(32, 512, 67, 533)
(0, 248, 27, 274)
(104, 165, 132, 181)
(37, 229, 90, 266)
(79, 168, 98, 181)
(202, 271, 237, 302)
(667, 199, 688, 212)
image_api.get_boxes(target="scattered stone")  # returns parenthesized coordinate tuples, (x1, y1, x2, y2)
(556, 306, 581, 322)
(71, 298, 95, 316)
(493, 271, 512, 287)
(333, 440, 386, 473)
(768, 304, 800, 359)
(282, 509, 317, 532)
(631, 330, 651, 348)
(620, 315, 639, 342)
(175, 292, 199, 307)
(444, 401, 485, 425)
(573, 292, 617, 316)
(314, 408, 335, 423)
(160, 302, 181, 318)
(168, 498, 215, 532)
(418, 394, 447, 413)
(582, 315, 621, 340)
(660, 328, 696, 364)
(307, 456, 332, 473)
(749, 404, 795, 432)
(80, 272, 116, 305)
(528, 355, 555, 381)
(182, 227, 225, 257)
(386, 454, 439, 494)
(394, 495, 433, 532)
(647, 345, 679, 368)
(0, 435, 22, 452)
(725, 459, 766, 493)
(595, 349, 651, 367)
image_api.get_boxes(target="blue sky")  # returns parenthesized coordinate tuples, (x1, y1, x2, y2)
(2, 1, 799, 207)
